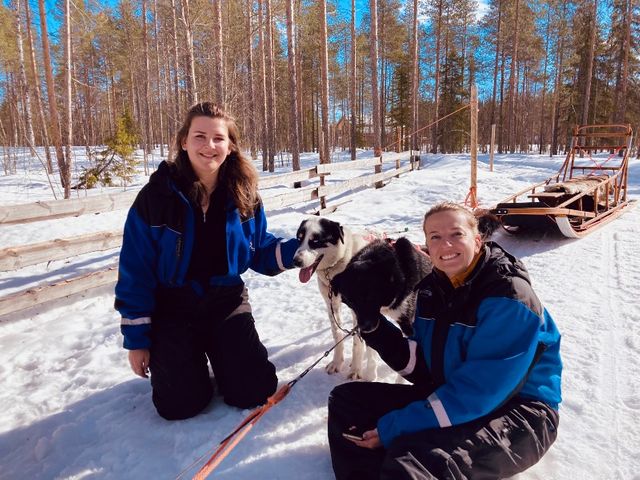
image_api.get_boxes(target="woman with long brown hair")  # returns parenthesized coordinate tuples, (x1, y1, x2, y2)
(115, 102, 299, 420)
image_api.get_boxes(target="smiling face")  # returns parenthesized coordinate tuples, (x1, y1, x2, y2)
(423, 210, 482, 280)
(181, 116, 232, 187)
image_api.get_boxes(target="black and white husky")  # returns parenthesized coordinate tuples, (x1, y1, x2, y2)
(330, 237, 432, 336)
(293, 217, 377, 380)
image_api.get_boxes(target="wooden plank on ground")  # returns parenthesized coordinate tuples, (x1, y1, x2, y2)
(0, 229, 123, 271)
(0, 265, 118, 317)
(0, 190, 138, 225)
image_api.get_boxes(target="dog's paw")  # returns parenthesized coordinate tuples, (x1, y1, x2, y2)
(347, 370, 364, 381)
(325, 361, 342, 375)
(361, 368, 376, 382)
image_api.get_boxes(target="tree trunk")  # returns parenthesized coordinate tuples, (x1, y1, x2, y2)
(13, 0, 36, 156)
(379, 3, 386, 148)
(285, 0, 300, 171)
(141, 0, 152, 174)
(581, 0, 598, 132)
(62, 0, 73, 198)
(213, 0, 225, 107)
(24, 0, 52, 172)
(507, 0, 520, 153)
(152, 0, 165, 158)
(539, 3, 551, 154)
(580, 0, 598, 140)
(490, 0, 502, 127)
(244, 0, 258, 159)
(319, 0, 331, 164)
(410, 0, 419, 161)
(180, 0, 198, 105)
(169, 0, 182, 159)
(613, 0, 631, 123)
(431, 0, 442, 153)
(498, 41, 506, 153)
(264, 0, 276, 171)
(550, 4, 567, 157)
(257, 0, 269, 171)
(349, 0, 357, 160)
(369, 0, 381, 158)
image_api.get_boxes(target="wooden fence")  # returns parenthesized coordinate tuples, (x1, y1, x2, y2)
(0, 153, 416, 317)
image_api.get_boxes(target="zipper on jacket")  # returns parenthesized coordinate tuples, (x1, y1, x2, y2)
(171, 236, 183, 284)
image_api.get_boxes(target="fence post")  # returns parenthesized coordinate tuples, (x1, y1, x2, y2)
(469, 84, 479, 208)
(490, 124, 496, 172)
(374, 152, 383, 188)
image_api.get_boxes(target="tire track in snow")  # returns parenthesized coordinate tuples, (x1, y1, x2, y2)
(594, 220, 639, 480)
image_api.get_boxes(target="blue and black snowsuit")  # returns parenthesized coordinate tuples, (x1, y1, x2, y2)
(115, 161, 298, 419)
(328, 242, 562, 479)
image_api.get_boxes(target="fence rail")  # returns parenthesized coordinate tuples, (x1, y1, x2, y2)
(0, 191, 139, 225)
(0, 154, 417, 318)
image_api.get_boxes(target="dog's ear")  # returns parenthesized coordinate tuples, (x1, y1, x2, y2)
(339, 225, 345, 244)
(475, 209, 501, 240)
(394, 237, 432, 286)
(296, 219, 308, 238)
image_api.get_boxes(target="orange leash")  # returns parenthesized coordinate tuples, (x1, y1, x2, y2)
(191, 384, 291, 480)
(188, 327, 358, 479)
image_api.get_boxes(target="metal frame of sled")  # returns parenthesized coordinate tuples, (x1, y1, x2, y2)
(491, 124, 636, 238)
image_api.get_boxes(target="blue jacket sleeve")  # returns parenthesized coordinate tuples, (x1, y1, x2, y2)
(249, 202, 299, 275)
(114, 207, 158, 350)
(377, 297, 541, 447)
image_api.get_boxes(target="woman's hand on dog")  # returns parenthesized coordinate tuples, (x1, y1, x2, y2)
(128, 349, 150, 378)
(345, 428, 382, 449)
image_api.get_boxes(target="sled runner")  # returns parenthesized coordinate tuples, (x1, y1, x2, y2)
(491, 124, 636, 238)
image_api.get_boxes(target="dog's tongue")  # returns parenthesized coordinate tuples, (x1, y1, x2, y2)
(299, 266, 314, 283)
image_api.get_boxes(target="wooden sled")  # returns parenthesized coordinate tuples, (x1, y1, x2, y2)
(491, 124, 636, 238)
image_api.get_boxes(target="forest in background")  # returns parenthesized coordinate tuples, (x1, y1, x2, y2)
(0, 0, 638, 198)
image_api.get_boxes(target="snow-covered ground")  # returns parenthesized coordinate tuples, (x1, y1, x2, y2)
(1, 148, 639, 479)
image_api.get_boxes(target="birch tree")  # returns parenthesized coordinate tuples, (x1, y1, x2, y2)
(507, 0, 520, 153)
(263, 0, 276, 171)
(62, 0, 73, 198)
(12, 0, 36, 155)
(38, 0, 66, 185)
(23, 0, 52, 171)
(141, 0, 152, 173)
(213, 0, 224, 106)
(244, 0, 258, 158)
(349, 0, 357, 160)
(319, 0, 331, 164)
(180, 0, 197, 105)
(410, 0, 419, 162)
(257, 0, 269, 170)
(369, 0, 382, 158)
(286, 0, 300, 171)
(581, 0, 598, 131)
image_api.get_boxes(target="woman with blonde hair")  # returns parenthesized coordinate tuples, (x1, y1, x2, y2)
(328, 202, 562, 479)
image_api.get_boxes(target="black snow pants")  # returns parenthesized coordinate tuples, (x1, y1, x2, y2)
(148, 283, 277, 420)
(328, 382, 559, 480)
